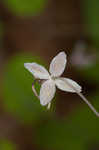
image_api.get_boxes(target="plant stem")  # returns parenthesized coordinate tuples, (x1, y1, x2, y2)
(32, 80, 39, 99)
(65, 79, 99, 117)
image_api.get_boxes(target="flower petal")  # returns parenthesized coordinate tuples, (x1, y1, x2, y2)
(49, 51, 67, 77)
(40, 80, 56, 106)
(55, 78, 82, 93)
(24, 63, 50, 79)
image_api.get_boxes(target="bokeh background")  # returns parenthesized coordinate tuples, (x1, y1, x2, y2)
(0, 0, 99, 150)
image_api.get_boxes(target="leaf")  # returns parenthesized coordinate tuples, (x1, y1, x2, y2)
(3, 0, 48, 16)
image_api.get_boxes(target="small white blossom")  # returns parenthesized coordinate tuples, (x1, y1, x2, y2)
(24, 51, 99, 117)
(24, 52, 81, 105)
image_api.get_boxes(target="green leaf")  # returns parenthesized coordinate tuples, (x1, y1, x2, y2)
(3, 53, 50, 124)
(4, 0, 48, 16)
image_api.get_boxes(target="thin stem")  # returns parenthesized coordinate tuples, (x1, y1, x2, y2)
(77, 92, 99, 117)
(65, 79, 99, 117)
(32, 80, 39, 99)
(32, 80, 52, 110)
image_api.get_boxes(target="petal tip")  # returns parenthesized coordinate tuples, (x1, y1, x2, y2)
(59, 51, 67, 57)
(40, 96, 48, 106)
(24, 63, 30, 69)
(24, 63, 27, 68)
(79, 86, 82, 93)
(40, 100, 47, 106)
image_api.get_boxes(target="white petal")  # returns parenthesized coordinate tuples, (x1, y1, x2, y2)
(24, 63, 50, 79)
(40, 80, 56, 106)
(55, 78, 82, 93)
(49, 51, 67, 77)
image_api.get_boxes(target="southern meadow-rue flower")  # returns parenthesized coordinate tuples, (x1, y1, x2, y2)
(24, 51, 99, 117)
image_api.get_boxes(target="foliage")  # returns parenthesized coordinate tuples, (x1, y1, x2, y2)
(4, 0, 48, 16)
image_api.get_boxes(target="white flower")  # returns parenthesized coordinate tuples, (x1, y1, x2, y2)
(24, 52, 81, 106)
(24, 51, 99, 117)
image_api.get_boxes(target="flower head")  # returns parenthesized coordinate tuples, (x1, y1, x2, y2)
(24, 51, 99, 117)
(24, 52, 81, 106)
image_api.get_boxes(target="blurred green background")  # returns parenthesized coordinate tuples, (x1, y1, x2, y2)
(0, 0, 99, 150)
